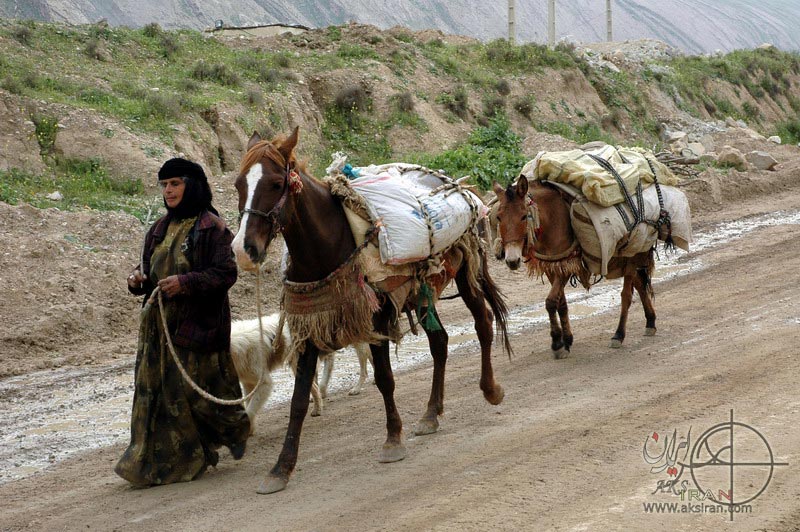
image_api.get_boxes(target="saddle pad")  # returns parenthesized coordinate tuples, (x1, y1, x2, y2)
(348, 165, 487, 265)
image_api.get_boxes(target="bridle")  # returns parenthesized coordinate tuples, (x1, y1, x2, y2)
(238, 162, 304, 243)
(502, 192, 579, 263)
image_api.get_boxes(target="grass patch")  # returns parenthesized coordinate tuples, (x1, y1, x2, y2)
(0, 160, 149, 220)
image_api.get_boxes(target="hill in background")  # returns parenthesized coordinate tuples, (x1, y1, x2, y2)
(1, 0, 800, 54)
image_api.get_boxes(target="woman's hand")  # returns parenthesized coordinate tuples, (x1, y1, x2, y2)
(157, 275, 184, 297)
(127, 269, 147, 289)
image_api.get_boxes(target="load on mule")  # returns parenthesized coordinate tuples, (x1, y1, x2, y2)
(492, 145, 691, 356)
(232, 127, 510, 494)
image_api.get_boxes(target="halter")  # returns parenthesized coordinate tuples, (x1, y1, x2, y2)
(239, 163, 304, 243)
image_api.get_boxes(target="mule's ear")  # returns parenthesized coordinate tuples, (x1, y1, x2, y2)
(278, 126, 300, 163)
(247, 131, 262, 151)
(515, 176, 529, 198)
(492, 181, 505, 198)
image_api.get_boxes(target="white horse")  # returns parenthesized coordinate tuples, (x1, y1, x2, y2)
(229, 314, 373, 430)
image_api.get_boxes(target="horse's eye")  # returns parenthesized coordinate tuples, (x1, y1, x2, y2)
(521, 215, 527, 221)
(272, 182, 282, 190)
(496, 216, 501, 222)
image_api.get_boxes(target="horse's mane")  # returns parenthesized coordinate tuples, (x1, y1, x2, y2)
(239, 136, 309, 175)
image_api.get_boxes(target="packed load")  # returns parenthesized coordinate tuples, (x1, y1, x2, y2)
(327, 158, 487, 265)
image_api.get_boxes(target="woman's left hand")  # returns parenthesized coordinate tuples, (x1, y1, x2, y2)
(158, 275, 184, 297)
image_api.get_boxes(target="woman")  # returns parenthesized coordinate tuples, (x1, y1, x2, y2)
(116, 158, 250, 487)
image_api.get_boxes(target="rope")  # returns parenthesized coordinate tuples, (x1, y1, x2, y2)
(149, 274, 269, 406)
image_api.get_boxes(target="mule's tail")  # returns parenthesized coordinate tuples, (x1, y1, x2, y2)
(479, 248, 513, 357)
(638, 248, 656, 299)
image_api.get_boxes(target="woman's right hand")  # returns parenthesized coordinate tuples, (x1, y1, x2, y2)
(127, 269, 148, 289)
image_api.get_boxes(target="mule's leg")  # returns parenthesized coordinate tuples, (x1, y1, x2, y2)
(257, 345, 319, 494)
(556, 285, 573, 356)
(349, 342, 371, 395)
(633, 268, 657, 336)
(610, 275, 634, 348)
(415, 326, 448, 435)
(319, 354, 334, 399)
(545, 274, 568, 358)
(456, 265, 504, 405)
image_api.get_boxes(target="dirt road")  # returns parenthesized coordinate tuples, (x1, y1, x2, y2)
(2, 131, 800, 530)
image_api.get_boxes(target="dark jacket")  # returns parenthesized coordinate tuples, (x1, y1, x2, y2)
(130, 210, 237, 352)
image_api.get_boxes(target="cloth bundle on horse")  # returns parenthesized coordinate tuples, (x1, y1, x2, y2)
(232, 127, 511, 494)
(492, 144, 692, 356)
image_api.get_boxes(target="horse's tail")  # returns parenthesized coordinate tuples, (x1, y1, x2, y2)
(479, 246, 513, 358)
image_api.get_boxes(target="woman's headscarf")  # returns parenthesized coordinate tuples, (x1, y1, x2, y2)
(158, 158, 219, 219)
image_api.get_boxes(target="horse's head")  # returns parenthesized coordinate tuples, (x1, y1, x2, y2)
(232, 126, 301, 271)
(492, 177, 533, 271)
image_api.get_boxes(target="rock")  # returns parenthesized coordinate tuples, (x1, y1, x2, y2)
(46, 191, 63, 201)
(700, 153, 717, 165)
(717, 146, 748, 171)
(667, 131, 687, 144)
(686, 142, 706, 157)
(767, 136, 782, 144)
(699, 134, 716, 153)
(746, 151, 778, 171)
(725, 116, 739, 128)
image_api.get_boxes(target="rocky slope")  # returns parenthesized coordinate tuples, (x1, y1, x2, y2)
(2, 0, 800, 53)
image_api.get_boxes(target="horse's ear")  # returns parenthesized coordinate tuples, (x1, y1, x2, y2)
(247, 131, 262, 151)
(492, 181, 505, 198)
(278, 126, 300, 163)
(515, 176, 529, 198)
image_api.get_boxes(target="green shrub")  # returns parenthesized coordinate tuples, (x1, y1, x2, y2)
(436, 85, 469, 119)
(32, 114, 59, 155)
(390, 91, 415, 113)
(12, 25, 33, 45)
(191, 60, 240, 86)
(495, 78, 511, 96)
(513, 95, 536, 118)
(334, 85, 369, 114)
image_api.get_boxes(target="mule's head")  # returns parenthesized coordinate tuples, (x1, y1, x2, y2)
(492, 177, 531, 271)
(232, 127, 300, 271)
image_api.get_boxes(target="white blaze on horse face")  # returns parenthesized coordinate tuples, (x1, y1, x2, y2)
(504, 242, 524, 270)
(232, 163, 263, 271)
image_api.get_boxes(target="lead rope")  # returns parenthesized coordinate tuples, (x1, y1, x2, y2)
(150, 273, 269, 406)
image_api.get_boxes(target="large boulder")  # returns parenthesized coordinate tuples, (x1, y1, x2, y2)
(746, 151, 778, 171)
(717, 146, 748, 171)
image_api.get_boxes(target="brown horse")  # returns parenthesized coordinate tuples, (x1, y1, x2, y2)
(233, 127, 510, 494)
(492, 177, 656, 358)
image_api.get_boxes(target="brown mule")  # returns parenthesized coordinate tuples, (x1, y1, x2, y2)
(492, 177, 656, 358)
(232, 127, 510, 493)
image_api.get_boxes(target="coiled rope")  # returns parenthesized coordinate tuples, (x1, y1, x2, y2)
(148, 273, 269, 406)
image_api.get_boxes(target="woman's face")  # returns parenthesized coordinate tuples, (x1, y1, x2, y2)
(160, 177, 186, 208)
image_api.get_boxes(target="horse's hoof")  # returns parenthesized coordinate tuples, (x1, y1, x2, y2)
(414, 417, 439, 435)
(553, 348, 568, 359)
(609, 338, 623, 349)
(256, 476, 288, 494)
(644, 327, 657, 337)
(310, 408, 322, 417)
(348, 387, 362, 396)
(483, 384, 505, 405)
(379, 442, 407, 463)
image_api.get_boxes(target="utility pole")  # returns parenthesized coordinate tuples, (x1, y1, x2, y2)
(548, 0, 556, 47)
(508, 0, 516, 44)
(606, 0, 613, 41)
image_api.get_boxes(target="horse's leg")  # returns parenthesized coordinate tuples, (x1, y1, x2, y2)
(415, 325, 448, 435)
(309, 378, 323, 417)
(372, 307, 406, 462)
(545, 274, 567, 358)
(244, 374, 274, 435)
(633, 266, 657, 336)
(456, 265, 504, 405)
(257, 344, 319, 494)
(610, 275, 634, 348)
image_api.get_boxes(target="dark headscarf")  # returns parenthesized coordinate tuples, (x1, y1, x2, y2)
(158, 158, 219, 219)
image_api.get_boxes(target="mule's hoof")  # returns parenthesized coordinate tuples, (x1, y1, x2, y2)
(256, 476, 287, 494)
(414, 417, 439, 436)
(644, 327, 657, 337)
(553, 348, 569, 360)
(483, 385, 505, 405)
(609, 338, 623, 349)
(310, 408, 322, 417)
(379, 443, 407, 463)
(348, 387, 362, 396)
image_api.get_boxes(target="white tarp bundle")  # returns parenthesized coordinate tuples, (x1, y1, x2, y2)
(346, 163, 487, 265)
(570, 183, 692, 276)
